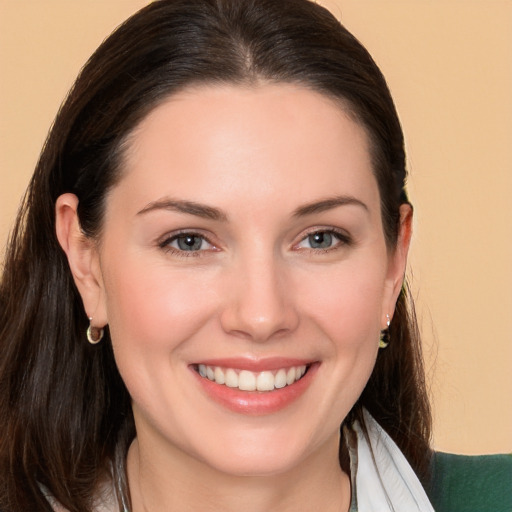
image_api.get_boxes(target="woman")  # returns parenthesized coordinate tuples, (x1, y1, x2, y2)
(0, 0, 435, 510)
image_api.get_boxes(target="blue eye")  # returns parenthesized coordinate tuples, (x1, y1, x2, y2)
(160, 232, 214, 254)
(296, 229, 349, 250)
(308, 232, 334, 249)
(173, 234, 205, 251)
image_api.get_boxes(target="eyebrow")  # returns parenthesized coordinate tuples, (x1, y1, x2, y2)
(292, 195, 369, 217)
(137, 194, 368, 221)
(137, 198, 228, 221)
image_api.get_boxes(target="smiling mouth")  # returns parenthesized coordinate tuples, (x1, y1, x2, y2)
(194, 364, 309, 392)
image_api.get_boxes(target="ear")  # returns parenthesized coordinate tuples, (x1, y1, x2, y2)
(55, 193, 108, 328)
(382, 203, 413, 328)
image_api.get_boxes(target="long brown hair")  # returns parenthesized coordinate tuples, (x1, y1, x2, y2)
(0, 1, 431, 510)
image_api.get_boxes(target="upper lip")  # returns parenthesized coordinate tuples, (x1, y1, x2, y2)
(190, 357, 315, 372)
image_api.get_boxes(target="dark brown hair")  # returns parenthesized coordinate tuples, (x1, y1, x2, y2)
(0, 0, 431, 510)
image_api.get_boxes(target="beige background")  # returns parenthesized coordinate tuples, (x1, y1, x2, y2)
(1, 1, 511, 454)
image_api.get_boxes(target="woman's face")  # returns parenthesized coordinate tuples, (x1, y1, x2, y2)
(72, 84, 409, 476)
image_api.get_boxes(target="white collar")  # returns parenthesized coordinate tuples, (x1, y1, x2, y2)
(345, 409, 435, 512)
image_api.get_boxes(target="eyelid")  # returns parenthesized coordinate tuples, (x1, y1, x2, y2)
(292, 226, 352, 251)
(158, 229, 219, 256)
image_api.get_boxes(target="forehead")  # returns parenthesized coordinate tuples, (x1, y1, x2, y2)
(114, 83, 378, 216)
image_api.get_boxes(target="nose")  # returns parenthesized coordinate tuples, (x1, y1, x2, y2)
(219, 254, 300, 342)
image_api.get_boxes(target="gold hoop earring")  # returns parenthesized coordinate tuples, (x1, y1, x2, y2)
(87, 318, 104, 344)
(379, 314, 391, 349)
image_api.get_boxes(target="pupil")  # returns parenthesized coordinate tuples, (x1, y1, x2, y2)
(309, 232, 332, 249)
(177, 235, 202, 251)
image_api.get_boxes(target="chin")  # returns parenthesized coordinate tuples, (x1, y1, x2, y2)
(185, 421, 333, 478)
(198, 446, 308, 478)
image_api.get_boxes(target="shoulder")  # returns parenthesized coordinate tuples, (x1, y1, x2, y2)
(428, 451, 512, 512)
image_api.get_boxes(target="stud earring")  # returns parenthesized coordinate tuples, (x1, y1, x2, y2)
(379, 314, 391, 349)
(87, 318, 104, 344)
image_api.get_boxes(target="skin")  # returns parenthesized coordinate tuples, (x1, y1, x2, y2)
(56, 84, 412, 512)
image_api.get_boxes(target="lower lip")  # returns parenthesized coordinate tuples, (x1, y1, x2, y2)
(192, 363, 319, 416)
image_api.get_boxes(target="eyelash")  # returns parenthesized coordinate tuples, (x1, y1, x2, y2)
(294, 228, 352, 253)
(158, 231, 217, 258)
(158, 227, 352, 258)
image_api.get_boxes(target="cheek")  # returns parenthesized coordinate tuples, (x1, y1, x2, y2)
(298, 258, 387, 347)
(290, 259, 385, 433)
(101, 257, 223, 416)
(102, 256, 219, 355)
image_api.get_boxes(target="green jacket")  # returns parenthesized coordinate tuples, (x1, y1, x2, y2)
(428, 452, 512, 512)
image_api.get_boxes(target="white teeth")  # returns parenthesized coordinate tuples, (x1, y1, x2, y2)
(286, 367, 296, 385)
(274, 369, 287, 389)
(214, 366, 225, 385)
(238, 370, 256, 391)
(225, 368, 238, 388)
(256, 371, 275, 391)
(197, 364, 309, 392)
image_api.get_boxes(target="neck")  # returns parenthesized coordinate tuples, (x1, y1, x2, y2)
(126, 433, 351, 512)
